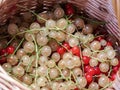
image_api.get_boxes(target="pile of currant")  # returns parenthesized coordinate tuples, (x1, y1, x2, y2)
(0, 3, 119, 90)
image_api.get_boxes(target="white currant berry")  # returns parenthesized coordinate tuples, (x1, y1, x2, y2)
(40, 27, 49, 37)
(37, 65, 48, 76)
(56, 31, 66, 42)
(45, 19, 56, 29)
(72, 56, 81, 67)
(37, 77, 48, 87)
(21, 55, 30, 66)
(90, 41, 101, 50)
(30, 22, 40, 33)
(88, 82, 99, 90)
(98, 75, 109, 87)
(23, 41, 35, 53)
(82, 48, 92, 56)
(39, 56, 48, 65)
(51, 52, 60, 62)
(89, 59, 98, 67)
(56, 18, 68, 29)
(49, 68, 59, 79)
(77, 77, 87, 89)
(97, 52, 107, 62)
(106, 49, 116, 59)
(66, 24, 76, 34)
(68, 37, 79, 47)
(36, 34, 48, 46)
(41, 46, 52, 56)
(47, 60, 56, 68)
(100, 39, 107, 46)
(110, 58, 119, 66)
(99, 63, 109, 72)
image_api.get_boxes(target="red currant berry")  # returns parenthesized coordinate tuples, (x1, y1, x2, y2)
(116, 60, 120, 67)
(85, 73, 93, 83)
(71, 46, 80, 56)
(0, 49, 7, 55)
(88, 67, 95, 76)
(74, 87, 79, 90)
(94, 67, 101, 75)
(112, 66, 119, 73)
(66, 8, 74, 15)
(84, 65, 91, 72)
(65, 3, 74, 15)
(110, 72, 116, 81)
(6, 46, 14, 54)
(97, 36, 103, 41)
(63, 42, 71, 50)
(75, 53, 80, 57)
(100, 46, 104, 50)
(106, 42, 112, 46)
(83, 56, 90, 65)
(57, 47, 66, 55)
(0, 56, 7, 64)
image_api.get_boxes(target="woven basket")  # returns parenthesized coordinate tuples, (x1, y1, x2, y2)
(112, 0, 120, 27)
(0, 0, 120, 90)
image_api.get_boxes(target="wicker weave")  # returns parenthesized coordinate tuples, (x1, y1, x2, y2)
(0, 0, 120, 90)
(112, 0, 120, 26)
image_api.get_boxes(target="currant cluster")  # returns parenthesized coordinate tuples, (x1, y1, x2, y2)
(0, 3, 119, 90)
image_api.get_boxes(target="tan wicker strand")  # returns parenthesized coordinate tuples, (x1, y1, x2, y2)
(112, 0, 120, 27)
(116, 0, 120, 26)
(85, 0, 120, 42)
(0, 0, 120, 90)
(0, 66, 31, 90)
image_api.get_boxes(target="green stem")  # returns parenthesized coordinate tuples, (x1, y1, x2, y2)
(17, 61, 22, 66)
(29, 74, 36, 78)
(90, 56, 108, 63)
(79, 16, 107, 25)
(47, 26, 80, 40)
(46, 68, 51, 83)
(0, 35, 10, 39)
(56, 41, 70, 53)
(16, 28, 44, 35)
(12, 38, 24, 55)
(7, 35, 16, 46)
(54, 77, 64, 81)
(32, 35, 39, 84)
(16, 4, 47, 22)
(69, 71, 72, 82)
(0, 54, 7, 58)
(100, 82, 113, 90)
(93, 75, 101, 78)
(108, 66, 112, 77)
(61, 30, 80, 39)
(55, 65, 68, 81)
(71, 71, 79, 86)
(65, 15, 72, 24)
(26, 56, 34, 72)
(77, 30, 84, 76)
(79, 46, 84, 76)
